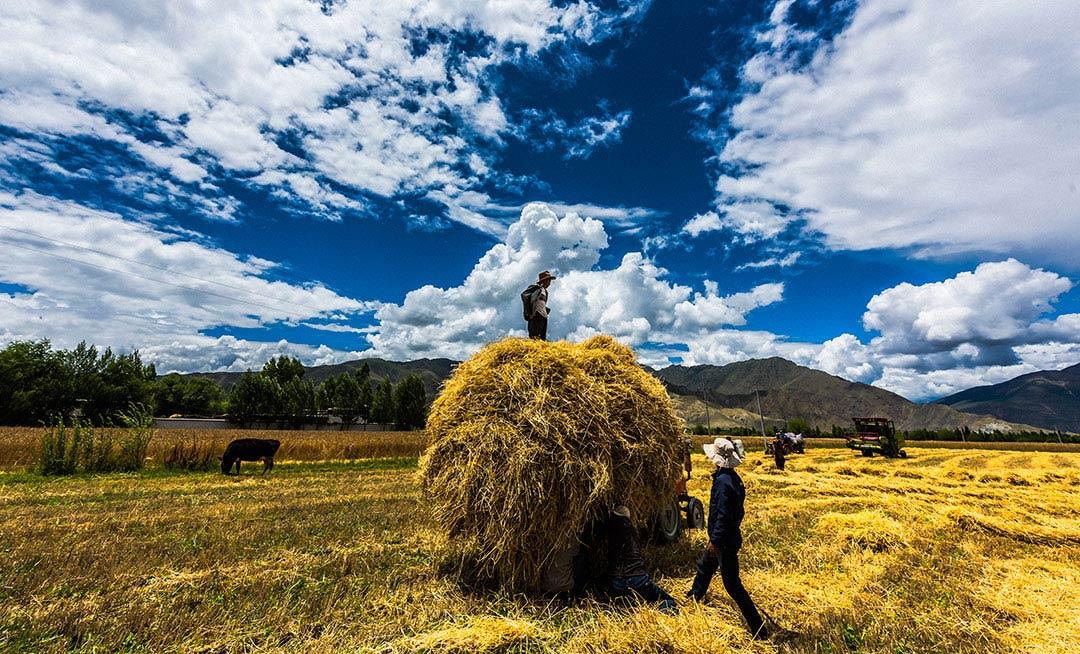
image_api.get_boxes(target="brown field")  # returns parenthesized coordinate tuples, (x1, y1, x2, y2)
(1, 431, 1079, 653)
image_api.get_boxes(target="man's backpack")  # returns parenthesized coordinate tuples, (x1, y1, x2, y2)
(521, 283, 541, 321)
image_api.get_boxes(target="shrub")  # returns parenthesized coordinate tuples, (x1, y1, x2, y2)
(37, 421, 84, 475)
(36, 404, 154, 475)
(117, 404, 154, 472)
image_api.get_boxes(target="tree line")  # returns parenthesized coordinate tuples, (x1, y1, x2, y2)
(227, 355, 426, 429)
(0, 341, 427, 429)
(688, 419, 1075, 443)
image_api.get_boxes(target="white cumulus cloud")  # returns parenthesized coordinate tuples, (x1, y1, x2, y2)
(706, 0, 1080, 264)
(366, 203, 784, 360)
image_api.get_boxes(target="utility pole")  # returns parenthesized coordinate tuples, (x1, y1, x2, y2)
(755, 390, 767, 450)
(703, 386, 712, 433)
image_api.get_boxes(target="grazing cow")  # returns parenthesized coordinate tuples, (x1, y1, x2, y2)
(221, 438, 281, 475)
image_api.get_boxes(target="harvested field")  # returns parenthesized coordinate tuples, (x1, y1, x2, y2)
(1, 446, 1078, 653)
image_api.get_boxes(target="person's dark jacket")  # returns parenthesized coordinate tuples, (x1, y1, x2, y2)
(707, 467, 746, 549)
(607, 513, 648, 579)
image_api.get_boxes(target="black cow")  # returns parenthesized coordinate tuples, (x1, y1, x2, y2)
(221, 438, 281, 475)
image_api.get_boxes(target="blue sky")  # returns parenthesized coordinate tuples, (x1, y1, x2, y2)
(1, 0, 1078, 400)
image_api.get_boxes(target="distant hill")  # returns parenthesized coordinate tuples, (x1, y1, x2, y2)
(937, 363, 1080, 433)
(181, 354, 1036, 432)
(651, 357, 1031, 433)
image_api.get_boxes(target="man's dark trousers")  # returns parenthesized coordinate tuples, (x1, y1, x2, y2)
(690, 546, 767, 637)
(612, 574, 677, 614)
(528, 314, 547, 340)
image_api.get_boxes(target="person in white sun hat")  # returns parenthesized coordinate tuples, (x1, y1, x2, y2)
(687, 437, 769, 640)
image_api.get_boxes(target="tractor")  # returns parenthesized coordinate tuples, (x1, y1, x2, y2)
(653, 437, 706, 543)
(846, 417, 908, 458)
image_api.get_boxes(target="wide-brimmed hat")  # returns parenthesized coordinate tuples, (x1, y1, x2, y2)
(703, 437, 743, 468)
(538, 270, 557, 282)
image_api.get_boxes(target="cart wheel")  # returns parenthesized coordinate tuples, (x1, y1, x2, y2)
(862, 449, 874, 457)
(654, 499, 683, 544)
(899, 450, 908, 458)
(686, 497, 705, 530)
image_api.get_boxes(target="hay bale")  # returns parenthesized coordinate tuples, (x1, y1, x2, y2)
(419, 336, 683, 591)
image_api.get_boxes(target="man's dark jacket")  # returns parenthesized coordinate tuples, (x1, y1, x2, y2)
(707, 467, 746, 549)
(607, 513, 648, 578)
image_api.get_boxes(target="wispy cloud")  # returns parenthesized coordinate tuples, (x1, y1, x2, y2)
(0, 1, 647, 230)
(735, 252, 800, 271)
(515, 104, 633, 159)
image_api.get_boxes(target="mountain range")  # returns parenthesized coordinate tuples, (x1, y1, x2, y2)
(188, 354, 1062, 433)
(937, 363, 1080, 433)
(650, 357, 1031, 432)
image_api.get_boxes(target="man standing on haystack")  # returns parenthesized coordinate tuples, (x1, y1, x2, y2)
(687, 437, 769, 639)
(521, 270, 556, 340)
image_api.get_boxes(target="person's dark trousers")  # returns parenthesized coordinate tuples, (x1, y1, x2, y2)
(612, 574, 678, 614)
(528, 314, 548, 340)
(689, 547, 767, 638)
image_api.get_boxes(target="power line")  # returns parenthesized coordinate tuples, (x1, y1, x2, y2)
(0, 224, 350, 317)
(0, 224, 360, 319)
(2, 239, 346, 321)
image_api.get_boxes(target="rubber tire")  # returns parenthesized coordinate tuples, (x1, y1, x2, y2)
(862, 449, 874, 457)
(654, 499, 683, 544)
(686, 497, 705, 530)
(899, 450, 908, 458)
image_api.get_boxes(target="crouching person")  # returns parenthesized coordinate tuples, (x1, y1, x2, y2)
(539, 538, 582, 603)
(608, 505, 677, 614)
(688, 438, 769, 639)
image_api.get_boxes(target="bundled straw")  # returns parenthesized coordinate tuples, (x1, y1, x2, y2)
(420, 336, 684, 591)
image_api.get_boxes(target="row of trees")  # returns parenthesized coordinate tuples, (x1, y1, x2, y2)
(0, 341, 428, 429)
(227, 356, 427, 429)
(0, 340, 157, 425)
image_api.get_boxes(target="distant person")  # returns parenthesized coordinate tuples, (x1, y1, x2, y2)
(608, 505, 678, 614)
(520, 270, 556, 340)
(688, 438, 769, 639)
(773, 436, 786, 470)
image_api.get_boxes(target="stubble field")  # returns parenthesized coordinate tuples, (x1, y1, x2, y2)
(1, 429, 1078, 653)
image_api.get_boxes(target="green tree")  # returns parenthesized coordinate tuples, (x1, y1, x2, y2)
(227, 371, 281, 423)
(0, 340, 75, 425)
(318, 372, 362, 425)
(785, 417, 812, 434)
(370, 377, 395, 424)
(280, 377, 316, 420)
(62, 343, 156, 424)
(154, 374, 224, 416)
(355, 362, 373, 422)
(262, 355, 305, 386)
(393, 374, 427, 429)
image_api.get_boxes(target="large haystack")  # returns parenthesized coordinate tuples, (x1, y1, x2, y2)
(419, 335, 684, 591)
